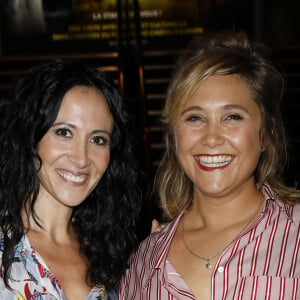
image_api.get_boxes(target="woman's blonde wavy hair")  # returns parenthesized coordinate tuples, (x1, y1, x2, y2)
(155, 31, 300, 220)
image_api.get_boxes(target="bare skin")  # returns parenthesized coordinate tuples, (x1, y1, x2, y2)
(27, 228, 91, 299)
(22, 190, 92, 300)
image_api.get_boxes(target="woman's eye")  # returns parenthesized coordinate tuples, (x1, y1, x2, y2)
(55, 128, 72, 138)
(185, 115, 204, 122)
(91, 136, 109, 146)
(225, 114, 243, 121)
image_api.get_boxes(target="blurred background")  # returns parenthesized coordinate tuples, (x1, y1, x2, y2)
(0, 0, 299, 238)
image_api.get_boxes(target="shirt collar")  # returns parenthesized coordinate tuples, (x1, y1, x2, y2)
(143, 184, 294, 288)
(261, 183, 294, 222)
(152, 212, 184, 270)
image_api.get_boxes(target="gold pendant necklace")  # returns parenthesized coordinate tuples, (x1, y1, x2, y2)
(181, 197, 264, 270)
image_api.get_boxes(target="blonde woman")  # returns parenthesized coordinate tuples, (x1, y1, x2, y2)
(120, 32, 300, 299)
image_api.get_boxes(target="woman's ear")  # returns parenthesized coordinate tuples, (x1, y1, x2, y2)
(259, 132, 266, 153)
(260, 117, 275, 153)
(260, 135, 269, 153)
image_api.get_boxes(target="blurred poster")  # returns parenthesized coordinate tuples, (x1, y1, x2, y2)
(0, 0, 249, 54)
(48, 0, 203, 50)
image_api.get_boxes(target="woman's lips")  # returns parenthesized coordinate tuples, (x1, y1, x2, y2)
(194, 155, 233, 171)
(56, 169, 89, 185)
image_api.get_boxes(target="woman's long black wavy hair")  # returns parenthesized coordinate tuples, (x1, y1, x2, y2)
(0, 60, 141, 291)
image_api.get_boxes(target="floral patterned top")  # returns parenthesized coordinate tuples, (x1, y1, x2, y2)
(0, 233, 117, 299)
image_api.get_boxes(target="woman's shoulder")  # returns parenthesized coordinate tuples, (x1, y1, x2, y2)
(120, 215, 182, 295)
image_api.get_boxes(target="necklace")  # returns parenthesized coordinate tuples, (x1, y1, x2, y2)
(181, 197, 264, 270)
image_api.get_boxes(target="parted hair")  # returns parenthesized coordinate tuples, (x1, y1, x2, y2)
(155, 31, 300, 220)
(0, 61, 141, 291)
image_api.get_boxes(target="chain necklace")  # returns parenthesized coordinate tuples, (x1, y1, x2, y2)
(181, 197, 264, 270)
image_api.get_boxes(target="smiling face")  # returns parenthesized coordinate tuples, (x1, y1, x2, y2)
(174, 75, 262, 199)
(37, 86, 113, 209)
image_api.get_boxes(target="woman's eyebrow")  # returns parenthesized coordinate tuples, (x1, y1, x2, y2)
(181, 104, 249, 115)
(181, 106, 203, 115)
(52, 122, 76, 128)
(52, 123, 112, 136)
(222, 104, 249, 113)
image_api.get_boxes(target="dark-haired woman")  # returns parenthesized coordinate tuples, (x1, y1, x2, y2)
(0, 61, 141, 299)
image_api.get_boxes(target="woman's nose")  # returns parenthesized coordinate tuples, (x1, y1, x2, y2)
(67, 142, 90, 168)
(201, 122, 225, 147)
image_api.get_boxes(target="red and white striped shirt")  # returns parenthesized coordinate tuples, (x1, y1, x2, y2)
(119, 185, 300, 299)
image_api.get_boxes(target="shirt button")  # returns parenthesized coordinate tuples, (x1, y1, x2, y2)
(218, 266, 224, 273)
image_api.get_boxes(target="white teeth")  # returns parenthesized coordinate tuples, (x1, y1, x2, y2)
(198, 155, 232, 167)
(57, 170, 87, 183)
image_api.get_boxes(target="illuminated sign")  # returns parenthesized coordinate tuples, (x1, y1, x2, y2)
(50, 0, 203, 44)
(1, 0, 250, 54)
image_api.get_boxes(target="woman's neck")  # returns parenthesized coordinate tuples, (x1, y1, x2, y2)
(187, 184, 264, 230)
(21, 196, 74, 244)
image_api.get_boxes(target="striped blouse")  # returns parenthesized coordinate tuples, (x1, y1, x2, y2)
(119, 184, 300, 299)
